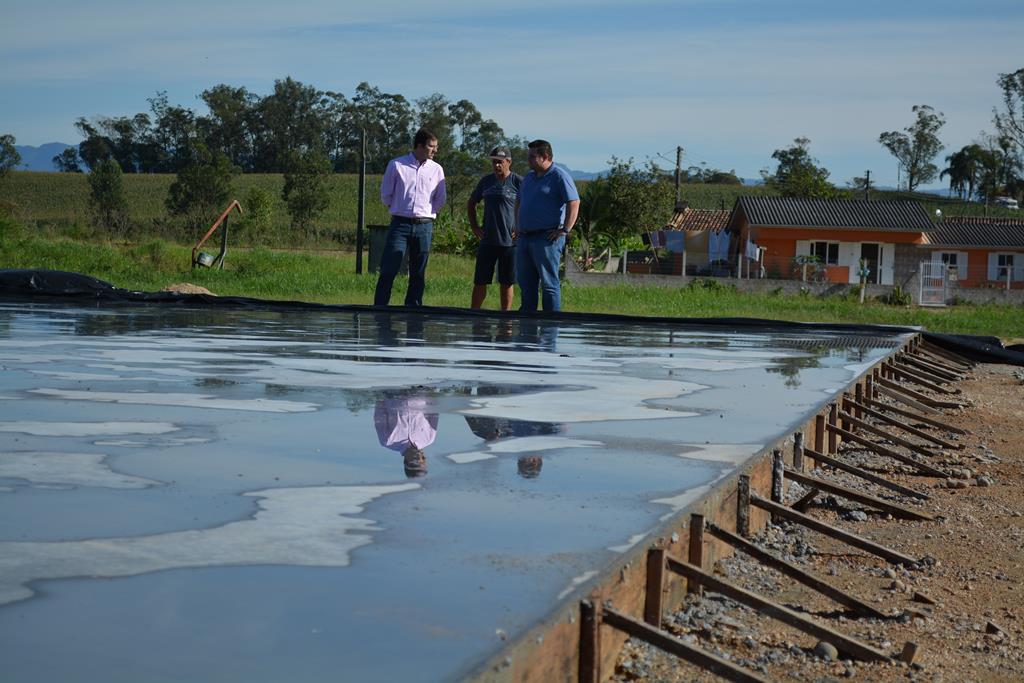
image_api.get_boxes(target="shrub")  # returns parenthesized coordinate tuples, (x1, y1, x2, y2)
(878, 285, 912, 306)
(88, 158, 132, 239)
(282, 149, 331, 238)
(166, 146, 236, 234)
(238, 186, 275, 246)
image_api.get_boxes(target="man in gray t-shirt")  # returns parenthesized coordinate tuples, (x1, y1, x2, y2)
(467, 146, 522, 310)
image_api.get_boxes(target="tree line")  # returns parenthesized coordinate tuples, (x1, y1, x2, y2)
(53, 78, 520, 175)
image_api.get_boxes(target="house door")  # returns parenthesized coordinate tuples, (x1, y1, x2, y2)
(860, 244, 881, 284)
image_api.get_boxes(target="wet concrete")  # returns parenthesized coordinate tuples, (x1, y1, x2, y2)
(0, 303, 907, 682)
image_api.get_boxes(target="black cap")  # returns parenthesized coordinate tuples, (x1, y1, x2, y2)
(489, 146, 512, 160)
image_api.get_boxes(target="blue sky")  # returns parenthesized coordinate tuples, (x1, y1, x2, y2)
(3, 0, 1022, 188)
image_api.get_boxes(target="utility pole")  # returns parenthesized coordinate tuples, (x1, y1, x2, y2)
(864, 170, 871, 200)
(356, 128, 366, 274)
(674, 146, 683, 209)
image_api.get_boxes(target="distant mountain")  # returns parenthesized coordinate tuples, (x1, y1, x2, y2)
(14, 143, 75, 171)
(565, 167, 607, 181)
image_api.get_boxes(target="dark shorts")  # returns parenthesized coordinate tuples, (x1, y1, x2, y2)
(474, 244, 516, 286)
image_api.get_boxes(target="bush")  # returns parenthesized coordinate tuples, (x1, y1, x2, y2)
(166, 147, 236, 234)
(238, 186, 275, 246)
(878, 285, 912, 306)
(88, 158, 132, 239)
(282, 149, 331, 238)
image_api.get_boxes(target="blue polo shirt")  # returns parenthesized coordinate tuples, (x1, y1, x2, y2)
(517, 164, 580, 232)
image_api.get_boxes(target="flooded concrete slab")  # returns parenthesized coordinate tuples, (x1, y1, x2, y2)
(0, 302, 908, 682)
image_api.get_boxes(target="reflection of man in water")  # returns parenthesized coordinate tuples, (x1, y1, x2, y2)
(374, 396, 438, 478)
(464, 385, 563, 479)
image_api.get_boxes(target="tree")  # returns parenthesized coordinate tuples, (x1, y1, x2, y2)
(762, 137, 836, 198)
(282, 148, 332, 237)
(252, 77, 334, 172)
(0, 134, 21, 176)
(237, 186, 275, 246)
(974, 133, 1022, 201)
(199, 84, 258, 171)
(940, 145, 985, 200)
(575, 158, 671, 265)
(142, 92, 199, 172)
(994, 67, 1024, 150)
(878, 105, 945, 192)
(166, 145, 236, 232)
(53, 147, 82, 173)
(88, 158, 130, 236)
(344, 82, 414, 172)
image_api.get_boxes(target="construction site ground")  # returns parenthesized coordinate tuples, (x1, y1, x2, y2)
(612, 361, 1024, 683)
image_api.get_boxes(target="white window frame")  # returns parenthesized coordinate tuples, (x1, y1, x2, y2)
(934, 251, 966, 279)
(988, 252, 1019, 281)
(809, 241, 840, 265)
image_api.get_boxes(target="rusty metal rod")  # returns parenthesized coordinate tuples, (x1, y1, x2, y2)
(665, 554, 893, 662)
(784, 468, 933, 521)
(919, 341, 975, 368)
(836, 409, 942, 459)
(749, 494, 920, 566)
(885, 362, 960, 395)
(899, 353, 963, 382)
(842, 396, 962, 449)
(825, 423, 950, 478)
(890, 358, 960, 390)
(863, 397, 968, 435)
(875, 375, 967, 410)
(704, 522, 889, 619)
(644, 547, 666, 627)
(601, 607, 771, 683)
(578, 600, 601, 683)
(801, 446, 930, 500)
(792, 487, 820, 512)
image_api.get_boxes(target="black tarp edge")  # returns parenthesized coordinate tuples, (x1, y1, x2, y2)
(3, 269, 1022, 366)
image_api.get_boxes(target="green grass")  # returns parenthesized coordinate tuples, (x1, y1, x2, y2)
(3, 230, 1021, 338)
(3, 170, 1018, 249)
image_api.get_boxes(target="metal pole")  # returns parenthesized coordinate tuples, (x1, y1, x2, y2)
(356, 128, 366, 275)
(674, 146, 682, 207)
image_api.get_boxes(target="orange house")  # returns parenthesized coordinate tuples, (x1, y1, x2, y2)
(726, 197, 933, 285)
(923, 217, 1024, 289)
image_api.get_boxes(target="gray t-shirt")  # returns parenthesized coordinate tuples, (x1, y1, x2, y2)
(470, 172, 522, 247)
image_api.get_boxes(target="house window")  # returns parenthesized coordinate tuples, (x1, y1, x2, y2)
(938, 252, 960, 278)
(810, 241, 839, 265)
(997, 253, 1015, 281)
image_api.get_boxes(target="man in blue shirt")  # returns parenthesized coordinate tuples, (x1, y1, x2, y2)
(467, 146, 522, 310)
(516, 139, 580, 312)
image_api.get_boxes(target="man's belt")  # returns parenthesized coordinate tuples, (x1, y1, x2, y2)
(393, 215, 433, 224)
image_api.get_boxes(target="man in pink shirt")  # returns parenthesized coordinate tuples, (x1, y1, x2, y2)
(374, 395, 438, 478)
(375, 128, 447, 307)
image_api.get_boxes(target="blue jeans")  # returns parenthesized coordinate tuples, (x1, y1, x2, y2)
(516, 232, 564, 311)
(374, 217, 432, 307)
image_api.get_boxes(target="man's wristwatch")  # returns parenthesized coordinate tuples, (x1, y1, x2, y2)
(559, 225, 570, 234)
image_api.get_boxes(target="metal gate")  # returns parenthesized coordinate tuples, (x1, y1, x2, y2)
(919, 261, 949, 306)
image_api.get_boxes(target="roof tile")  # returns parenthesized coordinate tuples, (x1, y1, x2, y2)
(735, 197, 935, 232)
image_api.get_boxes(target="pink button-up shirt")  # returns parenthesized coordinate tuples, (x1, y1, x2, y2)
(380, 153, 446, 219)
(374, 397, 439, 452)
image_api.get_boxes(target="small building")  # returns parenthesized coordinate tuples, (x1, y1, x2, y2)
(631, 207, 731, 275)
(727, 197, 934, 285)
(923, 217, 1024, 288)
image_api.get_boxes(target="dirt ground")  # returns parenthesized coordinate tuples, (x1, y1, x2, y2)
(612, 359, 1024, 683)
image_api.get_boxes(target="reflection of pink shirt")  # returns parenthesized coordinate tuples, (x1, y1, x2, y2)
(374, 397, 438, 452)
(380, 153, 446, 219)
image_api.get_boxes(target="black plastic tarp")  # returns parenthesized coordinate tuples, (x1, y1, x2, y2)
(2, 269, 1022, 366)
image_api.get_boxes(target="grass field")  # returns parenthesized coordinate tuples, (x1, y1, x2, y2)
(2, 170, 1017, 248)
(3, 229, 1021, 338)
